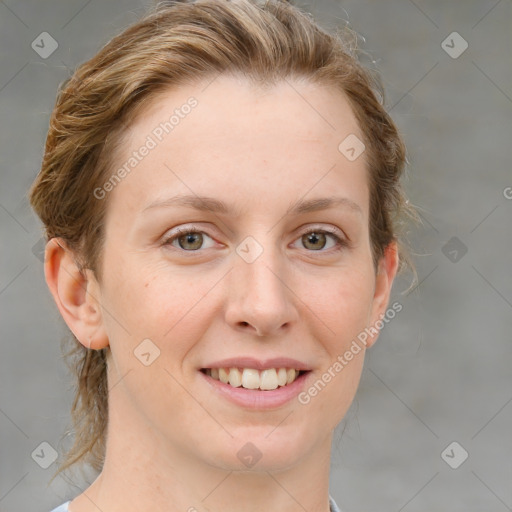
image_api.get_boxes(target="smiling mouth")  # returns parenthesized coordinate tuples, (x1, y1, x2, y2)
(200, 367, 310, 391)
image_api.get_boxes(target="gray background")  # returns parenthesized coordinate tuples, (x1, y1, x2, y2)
(0, 1, 511, 511)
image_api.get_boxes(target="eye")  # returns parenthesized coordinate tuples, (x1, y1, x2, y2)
(162, 225, 348, 255)
(292, 228, 348, 253)
(163, 227, 216, 252)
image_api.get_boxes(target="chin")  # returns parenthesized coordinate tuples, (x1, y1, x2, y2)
(200, 426, 319, 473)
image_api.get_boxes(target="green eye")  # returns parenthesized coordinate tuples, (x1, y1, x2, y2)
(163, 228, 216, 252)
(295, 229, 348, 253)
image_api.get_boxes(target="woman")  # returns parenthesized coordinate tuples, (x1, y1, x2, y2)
(30, 0, 418, 510)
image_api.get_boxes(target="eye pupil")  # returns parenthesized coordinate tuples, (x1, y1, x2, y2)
(178, 232, 203, 250)
(303, 231, 326, 250)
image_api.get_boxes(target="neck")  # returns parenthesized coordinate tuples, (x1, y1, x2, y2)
(71, 398, 334, 512)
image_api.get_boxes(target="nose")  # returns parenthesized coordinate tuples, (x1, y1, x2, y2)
(224, 242, 299, 337)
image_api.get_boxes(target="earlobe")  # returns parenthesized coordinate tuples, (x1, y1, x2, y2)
(44, 238, 109, 350)
(365, 241, 400, 349)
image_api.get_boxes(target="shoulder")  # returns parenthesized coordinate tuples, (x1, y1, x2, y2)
(49, 501, 70, 512)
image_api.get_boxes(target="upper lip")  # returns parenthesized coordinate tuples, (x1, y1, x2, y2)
(201, 357, 312, 371)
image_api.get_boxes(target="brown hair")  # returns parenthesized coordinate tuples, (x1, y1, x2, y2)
(29, 0, 419, 482)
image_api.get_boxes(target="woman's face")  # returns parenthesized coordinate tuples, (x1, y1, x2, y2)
(92, 74, 397, 472)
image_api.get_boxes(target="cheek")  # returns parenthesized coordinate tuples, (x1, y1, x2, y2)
(101, 259, 216, 363)
(302, 264, 375, 347)
(297, 265, 373, 421)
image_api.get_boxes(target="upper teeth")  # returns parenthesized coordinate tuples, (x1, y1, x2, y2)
(206, 367, 300, 390)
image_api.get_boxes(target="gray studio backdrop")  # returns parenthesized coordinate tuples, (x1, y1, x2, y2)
(1, 1, 511, 511)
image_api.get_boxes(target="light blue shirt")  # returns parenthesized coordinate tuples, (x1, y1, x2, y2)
(50, 503, 69, 512)
(51, 495, 342, 511)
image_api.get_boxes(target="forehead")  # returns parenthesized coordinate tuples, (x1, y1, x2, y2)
(105, 74, 369, 222)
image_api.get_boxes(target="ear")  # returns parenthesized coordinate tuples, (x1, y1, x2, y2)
(365, 240, 400, 349)
(44, 238, 109, 350)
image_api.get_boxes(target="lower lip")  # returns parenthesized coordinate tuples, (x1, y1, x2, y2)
(199, 370, 311, 409)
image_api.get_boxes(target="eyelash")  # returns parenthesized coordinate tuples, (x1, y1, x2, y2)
(161, 225, 349, 255)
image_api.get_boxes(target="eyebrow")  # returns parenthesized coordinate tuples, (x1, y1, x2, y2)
(142, 194, 363, 217)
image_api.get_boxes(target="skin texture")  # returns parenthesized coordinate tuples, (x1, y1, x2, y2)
(45, 74, 399, 512)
